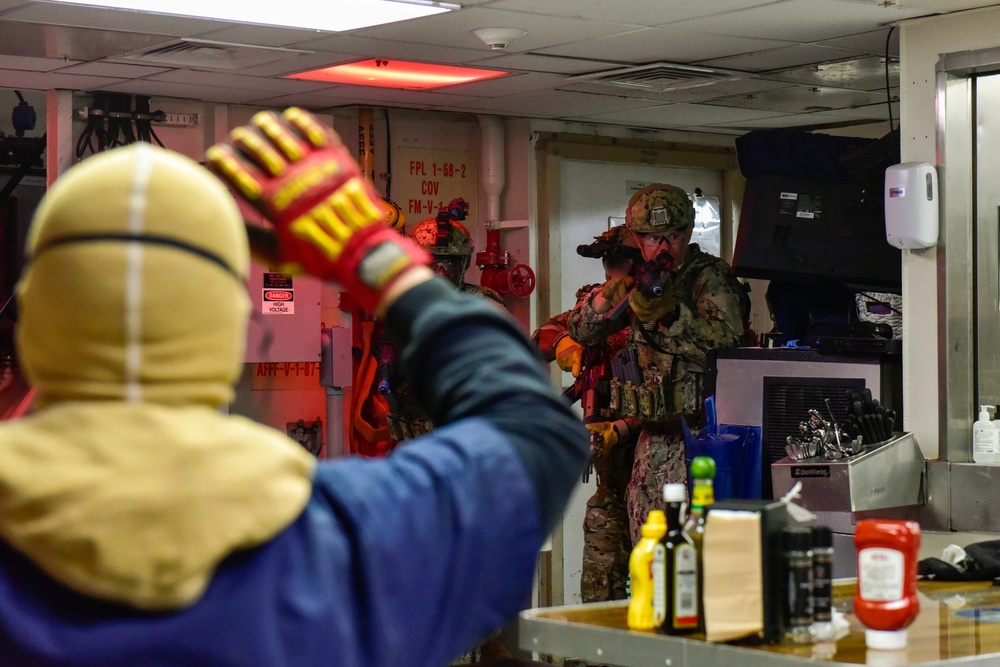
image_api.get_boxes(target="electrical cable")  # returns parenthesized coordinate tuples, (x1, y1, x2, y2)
(885, 27, 896, 132)
(76, 94, 171, 156)
(147, 122, 166, 148)
(384, 109, 392, 198)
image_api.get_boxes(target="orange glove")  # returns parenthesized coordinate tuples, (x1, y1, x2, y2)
(555, 335, 584, 377)
(205, 107, 429, 312)
(585, 421, 620, 456)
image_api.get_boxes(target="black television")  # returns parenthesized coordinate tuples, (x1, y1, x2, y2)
(731, 128, 902, 293)
(731, 172, 902, 292)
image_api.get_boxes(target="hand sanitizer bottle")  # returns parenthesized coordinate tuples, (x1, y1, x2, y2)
(973, 405, 1000, 463)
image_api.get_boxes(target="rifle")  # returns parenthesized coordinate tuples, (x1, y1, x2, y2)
(605, 250, 676, 321)
(562, 343, 612, 483)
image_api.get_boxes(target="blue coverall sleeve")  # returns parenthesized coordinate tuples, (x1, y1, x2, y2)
(308, 277, 589, 665)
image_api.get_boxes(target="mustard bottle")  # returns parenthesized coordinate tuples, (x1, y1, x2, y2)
(627, 509, 668, 630)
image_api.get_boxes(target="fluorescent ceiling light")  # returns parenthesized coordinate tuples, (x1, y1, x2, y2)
(40, 0, 460, 32)
(289, 59, 508, 89)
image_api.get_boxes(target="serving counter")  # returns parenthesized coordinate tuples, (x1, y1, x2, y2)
(519, 580, 1000, 666)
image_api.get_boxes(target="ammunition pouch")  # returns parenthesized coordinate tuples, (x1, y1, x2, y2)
(606, 346, 704, 422)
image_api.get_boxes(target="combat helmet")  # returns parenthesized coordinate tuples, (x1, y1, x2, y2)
(625, 184, 694, 234)
(577, 224, 639, 259)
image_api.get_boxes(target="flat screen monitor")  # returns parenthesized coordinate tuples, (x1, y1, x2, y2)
(732, 173, 902, 292)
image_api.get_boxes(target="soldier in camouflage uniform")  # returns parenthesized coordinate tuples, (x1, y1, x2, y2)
(568, 184, 746, 551)
(378, 202, 507, 443)
(532, 226, 640, 603)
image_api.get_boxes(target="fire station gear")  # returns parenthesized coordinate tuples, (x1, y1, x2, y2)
(555, 335, 584, 377)
(625, 184, 694, 234)
(0, 136, 589, 666)
(629, 288, 678, 322)
(206, 107, 429, 314)
(410, 217, 474, 257)
(383, 197, 405, 231)
(531, 310, 572, 362)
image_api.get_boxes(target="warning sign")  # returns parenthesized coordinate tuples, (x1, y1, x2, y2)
(262, 273, 294, 315)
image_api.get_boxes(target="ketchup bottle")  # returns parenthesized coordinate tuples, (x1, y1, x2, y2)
(853, 519, 920, 650)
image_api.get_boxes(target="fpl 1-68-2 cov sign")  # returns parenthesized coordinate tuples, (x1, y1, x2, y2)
(262, 273, 294, 315)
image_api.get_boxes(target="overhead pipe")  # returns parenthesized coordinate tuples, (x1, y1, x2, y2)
(476, 115, 535, 298)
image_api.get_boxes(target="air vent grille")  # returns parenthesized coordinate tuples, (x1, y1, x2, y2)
(122, 39, 311, 70)
(144, 42, 224, 57)
(568, 62, 742, 92)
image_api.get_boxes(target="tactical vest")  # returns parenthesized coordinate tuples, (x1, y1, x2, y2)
(606, 246, 746, 423)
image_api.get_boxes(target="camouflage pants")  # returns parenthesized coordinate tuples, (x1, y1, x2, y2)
(626, 422, 687, 546)
(581, 443, 634, 602)
(581, 490, 631, 603)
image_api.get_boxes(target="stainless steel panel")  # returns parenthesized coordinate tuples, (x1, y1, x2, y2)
(519, 603, 815, 667)
(937, 66, 976, 462)
(976, 74, 1000, 410)
(713, 353, 884, 427)
(949, 462, 1000, 531)
(771, 433, 924, 512)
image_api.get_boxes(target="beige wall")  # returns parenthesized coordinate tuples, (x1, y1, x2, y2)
(899, 6, 1000, 460)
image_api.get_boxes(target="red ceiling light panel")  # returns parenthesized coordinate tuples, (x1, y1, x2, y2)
(288, 59, 508, 89)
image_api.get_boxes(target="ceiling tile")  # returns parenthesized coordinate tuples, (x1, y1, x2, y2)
(571, 102, 787, 128)
(534, 26, 796, 63)
(0, 54, 81, 72)
(759, 56, 899, 92)
(349, 6, 640, 54)
(699, 44, 867, 72)
(710, 109, 878, 131)
(195, 23, 330, 49)
(441, 88, 662, 117)
(232, 52, 359, 77)
(710, 84, 888, 113)
(557, 76, 795, 105)
(250, 87, 483, 110)
(145, 69, 332, 94)
(57, 61, 171, 78)
(287, 33, 493, 67)
(888, 0, 997, 10)
(490, 0, 779, 26)
(96, 79, 269, 104)
(0, 68, 122, 91)
(0, 20, 168, 60)
(817, 28, 900, 57)
(430, 72, 568, 98)
(464, 52, 624, 75)
(666, 0, 932, 43)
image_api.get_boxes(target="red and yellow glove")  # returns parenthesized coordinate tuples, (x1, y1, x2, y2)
(205, 107, 430, 313)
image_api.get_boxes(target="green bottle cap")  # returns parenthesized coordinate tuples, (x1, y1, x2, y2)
(690, 455, 717, 480)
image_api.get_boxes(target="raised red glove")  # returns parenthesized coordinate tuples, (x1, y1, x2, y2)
(205, 107, 429, 312)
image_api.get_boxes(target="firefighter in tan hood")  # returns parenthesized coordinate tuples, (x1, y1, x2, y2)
(3, 143, 315, 610)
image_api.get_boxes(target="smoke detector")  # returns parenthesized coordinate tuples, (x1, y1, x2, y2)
(472, 28, 527, 51)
